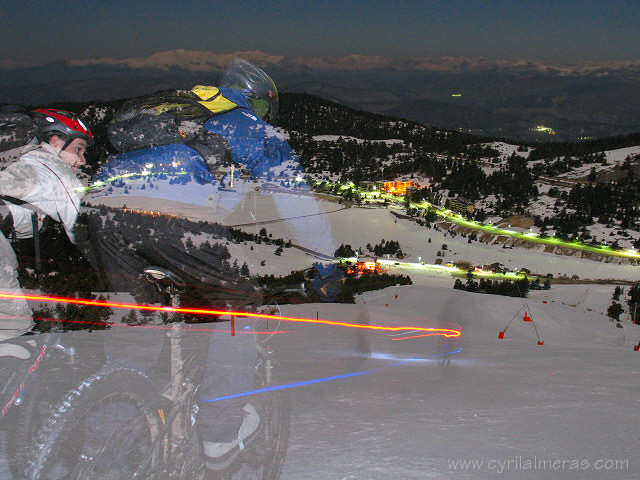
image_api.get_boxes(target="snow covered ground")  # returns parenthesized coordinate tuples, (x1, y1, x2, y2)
(281, 202, 640, 479)
(277, 284, 640, 479)
(2, 194, 640, 479)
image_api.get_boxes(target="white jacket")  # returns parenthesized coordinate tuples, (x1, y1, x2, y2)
(0, 142, 85, 243)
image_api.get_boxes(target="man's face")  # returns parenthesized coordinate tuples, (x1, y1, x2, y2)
(60, 138, 87, 172)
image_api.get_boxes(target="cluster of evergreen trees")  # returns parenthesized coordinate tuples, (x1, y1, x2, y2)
(334, 244, 357, 258)
(604, 284, 640, 328)
(368, 240, 403, 257)
(228, 226, 292, 249)
(528, 132, 640, 162)
(259, 268, 412, 304)
(535, 158, 640, 242)
(13, 220, 115, 332)
(625, 284, 640, 324)
(288, 133, 408, 182)
(16, 206, 266, 325)
(529, 153, 607, 177)
(278, 93, 487, 152)
(438, 153, 539, 211)
(82, 207, 247, 287)
(340, 273, 412, 303)
(32, 298, 113, 332)
(333, 240, 405, 258)
(453, 276, 547, 297)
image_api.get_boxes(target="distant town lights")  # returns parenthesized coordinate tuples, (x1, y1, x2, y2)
(532, 125, 556, 135)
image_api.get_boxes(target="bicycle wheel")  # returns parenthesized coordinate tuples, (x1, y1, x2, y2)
(212, 357, 291, 480)
(8, 349, 95, 478)
(8, 368, 68, 478)
(243, 388, 291, 480)
(246, 299, 291, 479)
(25, 368, 163, 480)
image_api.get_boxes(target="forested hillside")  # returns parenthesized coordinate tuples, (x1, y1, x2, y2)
(7, 90, 640, 248)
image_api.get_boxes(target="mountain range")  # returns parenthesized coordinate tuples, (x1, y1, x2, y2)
(2, 49, 640, 141)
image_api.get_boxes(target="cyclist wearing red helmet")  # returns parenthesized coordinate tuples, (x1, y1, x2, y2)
(32, 108, 93, 173)
(0, 109, 93, 341)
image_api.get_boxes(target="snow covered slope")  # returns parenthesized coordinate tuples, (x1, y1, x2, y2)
(4, 176, 639, 480)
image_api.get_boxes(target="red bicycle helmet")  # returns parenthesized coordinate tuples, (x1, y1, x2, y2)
(32, 109, 94, 146)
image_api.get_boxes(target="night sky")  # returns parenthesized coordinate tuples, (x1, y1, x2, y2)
(2, 0, 640, 65)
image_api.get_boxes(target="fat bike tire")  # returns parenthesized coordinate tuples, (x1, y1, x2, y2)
(6, 345, 87, 478)
(8, 370, 71, 478)
(24, 368, 163, 480)
(249, 388, 291, 480)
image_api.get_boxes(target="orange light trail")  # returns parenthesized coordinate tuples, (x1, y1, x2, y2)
(1, 292, 461, 338)
(31, 316, 285, 335)
(393, 333, 456, 340)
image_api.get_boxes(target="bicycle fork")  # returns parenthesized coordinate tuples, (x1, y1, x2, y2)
(158, 323, 198, 462)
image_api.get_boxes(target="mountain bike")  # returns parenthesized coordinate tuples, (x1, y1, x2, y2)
(1, 322, 107, 479)
(24, 266, 292, 479)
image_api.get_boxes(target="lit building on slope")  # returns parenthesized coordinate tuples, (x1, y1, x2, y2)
(381, 180, 417, 195)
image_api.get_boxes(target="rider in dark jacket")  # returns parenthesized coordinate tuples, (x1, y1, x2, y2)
(87, 59, 340, 303)
(85, 59, 342, 471)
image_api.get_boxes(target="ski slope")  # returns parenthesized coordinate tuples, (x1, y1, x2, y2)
(3, 192, 639, 479)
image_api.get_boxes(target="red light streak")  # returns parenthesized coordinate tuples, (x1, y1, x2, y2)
(1, 292, 462, 338)
(392, 332, 459, 340)
(33, 316, 285, 335)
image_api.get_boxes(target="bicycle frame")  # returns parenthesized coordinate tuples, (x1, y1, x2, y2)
(1, 332, 76, 420)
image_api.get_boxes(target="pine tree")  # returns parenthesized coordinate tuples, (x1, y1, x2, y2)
(241, 262, 250, 277)
(613, 285, 623, 301)
(607, 302, 623, 323)
(122, 309, 140, 325)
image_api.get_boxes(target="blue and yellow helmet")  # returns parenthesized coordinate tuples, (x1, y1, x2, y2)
(219, 58, 279, 123)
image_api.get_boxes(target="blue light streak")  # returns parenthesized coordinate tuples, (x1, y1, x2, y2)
(202, 350, 462, 404)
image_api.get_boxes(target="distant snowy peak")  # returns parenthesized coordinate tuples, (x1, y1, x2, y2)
(48, 50, 640, 76)
(299, 54, 395, 71)
(0, 59, 36, 69)
(67, 49, 285, 72)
